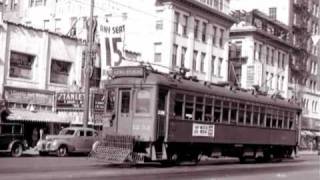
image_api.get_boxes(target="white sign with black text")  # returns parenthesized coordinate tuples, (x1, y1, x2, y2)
(99, 17, 126, 80)
(192, 123, 215, 137)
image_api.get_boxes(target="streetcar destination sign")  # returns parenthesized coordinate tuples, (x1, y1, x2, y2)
(112, 66, 145, 78)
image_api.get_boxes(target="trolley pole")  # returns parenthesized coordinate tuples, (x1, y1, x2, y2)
(83, 0, 95, 128)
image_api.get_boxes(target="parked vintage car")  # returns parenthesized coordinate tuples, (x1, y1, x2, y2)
(36, 127, 99, 157)
(0, 123, 28, 157)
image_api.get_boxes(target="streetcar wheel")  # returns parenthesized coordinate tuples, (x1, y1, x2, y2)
(56, 146, 68, 157)
(11, 143, 23, 157)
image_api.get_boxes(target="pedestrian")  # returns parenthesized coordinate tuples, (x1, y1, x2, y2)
(39, 128, 44, 140)
(32, 128, 38, 147)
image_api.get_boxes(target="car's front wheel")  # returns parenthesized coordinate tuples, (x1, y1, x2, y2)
(56, 145, 68, 157)
(11, 143, 23, 157)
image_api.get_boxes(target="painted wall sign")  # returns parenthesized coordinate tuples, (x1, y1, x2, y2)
(4, 87, 54, 106)
(192, 123, 215, 137)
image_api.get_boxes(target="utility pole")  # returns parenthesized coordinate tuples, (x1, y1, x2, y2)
(83, 0, 95, 128)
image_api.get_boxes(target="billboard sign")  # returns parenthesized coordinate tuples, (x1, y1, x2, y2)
(99, 17, 126, 80)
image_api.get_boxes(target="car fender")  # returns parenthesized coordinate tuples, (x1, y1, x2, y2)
(8, 140, 23, 151)
(53, 140, 76, 152)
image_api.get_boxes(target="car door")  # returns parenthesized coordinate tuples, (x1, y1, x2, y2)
(73, 129, 86, 152)
(83, 130, 96, 152)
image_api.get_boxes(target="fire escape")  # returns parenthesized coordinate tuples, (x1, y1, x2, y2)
(291, 0, 312, 84)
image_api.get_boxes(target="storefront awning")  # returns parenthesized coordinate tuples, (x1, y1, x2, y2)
(7, 109, 70, 124)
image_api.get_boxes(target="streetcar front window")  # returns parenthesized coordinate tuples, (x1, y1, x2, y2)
(106, 89, 115, 113)
(136, 89, 151, 114)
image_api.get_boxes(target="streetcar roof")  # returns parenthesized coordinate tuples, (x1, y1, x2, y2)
(103, 67, 301, 111)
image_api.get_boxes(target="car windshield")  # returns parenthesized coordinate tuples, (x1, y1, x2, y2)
(59, 129, 75, 135)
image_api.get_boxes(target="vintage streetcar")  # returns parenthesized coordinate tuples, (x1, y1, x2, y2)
(90, 66, 301, 164)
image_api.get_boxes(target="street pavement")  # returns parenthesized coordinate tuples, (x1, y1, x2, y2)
(0, 154, 319, 180)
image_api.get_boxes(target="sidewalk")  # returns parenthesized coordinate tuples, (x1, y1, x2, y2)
(298, 150, 319, 155)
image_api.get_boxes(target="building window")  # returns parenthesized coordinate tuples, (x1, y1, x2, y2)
(202, 22, 207, 42)
(271, 49, 274, 65)
(154, 42, 162, 62)
(194, 19, 199, 40)
(269, 7, 277, 20)
(218, 58, 223, 77)
(265, 72, 269, 89)
(9, 51, 35, 80)
(270, 73, 274, 89)
(30, 0, 46, 7)
(219, 29, 224, 47)
(212, 26, 217, 45)
(266, 47, 269, 64)
(43, 20, 49, 30)
(156, 20, 163, 30)
(54, 18, 61, 32)
(174, 11, 180, 34)
(200, 52, 206, 72)
(172, 44, 178, 68)
(50, 59, 72, 84)
(258, 44, 262, 61)
(182, 15, 188, 36)
(214, 0, 219, 9)
(193, 50, 198, 71)
(282, 53, 285, 69)
(254, 42, 257, 60)
(181, 47, 187, 68)
(10, 0, 18, 10)
(211, 56, 215, 76)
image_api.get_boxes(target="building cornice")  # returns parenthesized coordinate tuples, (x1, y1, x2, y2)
(230, 27, 295, 50)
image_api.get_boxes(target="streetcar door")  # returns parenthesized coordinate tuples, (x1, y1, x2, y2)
(156, 88, 169, 139)
(117, 89, 132, 135)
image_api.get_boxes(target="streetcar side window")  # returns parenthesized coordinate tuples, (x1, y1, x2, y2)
(185, 95, 194, 120)
(289, 112, 294, 129)
(278, 111, 284, 129)
(230, 102, 238, 124)
(272, 110, 278, 128)
(222, 100, 230, 123)
(213, 99, 222, 123)
(266, 108, 272, 127)
(174, 93, 184, 119)
(245, 104, 252, 125)
(260, 107, 266, 127)
(238, 103, 245, 124)
(195, 97, 204, 121)
(284, 111, 289, 129)
(204, 98, 213, 122)
(252, 105, 259, 126)
(135, 89, 151, 114)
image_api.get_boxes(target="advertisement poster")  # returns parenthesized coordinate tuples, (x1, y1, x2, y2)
(192, 123, 215, 137)
(99, 16, 126, 80)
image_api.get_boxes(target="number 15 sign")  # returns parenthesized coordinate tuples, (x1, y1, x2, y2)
(99, 19, 126, 80)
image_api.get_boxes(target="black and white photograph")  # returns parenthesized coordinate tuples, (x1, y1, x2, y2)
(0, 0, 319, 179)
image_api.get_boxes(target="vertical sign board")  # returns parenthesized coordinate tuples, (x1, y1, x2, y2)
(99, 17, 126, 80)
(92, 93, 106, 125)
